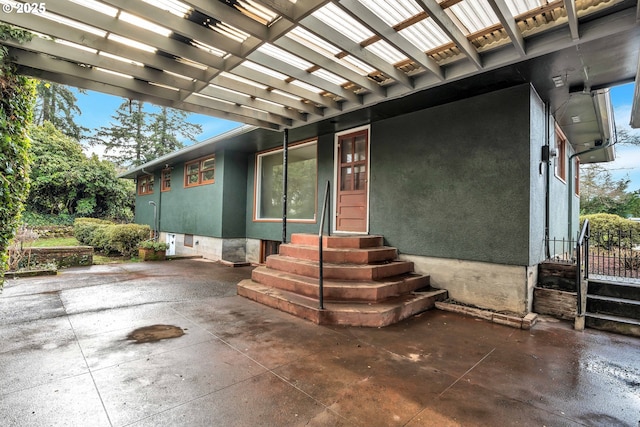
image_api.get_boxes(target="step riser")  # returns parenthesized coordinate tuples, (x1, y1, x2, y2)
(237, 283, 320, 324)
(290, 233, 383, 249)
(251, 268, 430, 302)
(587, 298, 640, 321)
(588, 281, 640, 301)
(238, 279, 448, 327)
(267, 256, 414, 280)
(319, 293, 445, 327)
(585, 316, 640, 338)
(279, 244, 397, 264)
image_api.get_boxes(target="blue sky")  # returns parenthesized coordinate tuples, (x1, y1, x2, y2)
(73, 84, 640, 191)
(73, 88, 241, 158)
(606, 82, 640, 192)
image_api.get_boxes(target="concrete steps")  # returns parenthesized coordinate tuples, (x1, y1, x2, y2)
(586, 279, 640, 337)
(251, 266, 431, 302)
(265, 255, 415, 280)
(237, 280, 447, 327)
(237, 233, 446, 327)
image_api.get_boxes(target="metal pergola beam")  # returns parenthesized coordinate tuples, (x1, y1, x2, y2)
(43, 2, 227, 70)
(0, 11, 219, 82)
(337, 0, 444, 80)
(273, 37, 385, 96)
(487, 0, 526, 56)
(248, 50, 362, 105)
(563, 0, 580, 41)
(413, 0, 483, 69)
(301, 15, 414, 89)
(12, 49, 286, 129)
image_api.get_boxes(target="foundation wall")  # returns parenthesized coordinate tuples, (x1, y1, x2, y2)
(400, 254, 533, 315)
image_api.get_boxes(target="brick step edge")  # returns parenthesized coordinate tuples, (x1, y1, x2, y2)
(435, 301, 538, 330)
(238, 279, 448, 327)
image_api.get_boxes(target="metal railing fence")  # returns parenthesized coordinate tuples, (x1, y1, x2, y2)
(546, 225, 640, 280)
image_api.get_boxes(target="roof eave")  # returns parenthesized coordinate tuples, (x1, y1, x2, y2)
(117, 124, 257, 179)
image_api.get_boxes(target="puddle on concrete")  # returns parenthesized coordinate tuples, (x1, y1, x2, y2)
(127, 325, 185, 344)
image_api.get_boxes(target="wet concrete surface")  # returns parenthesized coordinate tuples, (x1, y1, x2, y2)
(0, 258, 638, 427)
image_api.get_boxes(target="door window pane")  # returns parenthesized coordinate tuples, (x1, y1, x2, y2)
(341, 139, 353, 163)
(341, 166, 352, 191)
(355, 136, 366, 161)
(354, 165, 366, 190)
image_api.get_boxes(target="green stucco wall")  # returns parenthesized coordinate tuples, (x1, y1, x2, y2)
(369, 84, 534, 265)
(134, 149, 255, 239)
(219, 150, 248, 238)
(133, 83, 571, 268)
(159, 166, 221, 236)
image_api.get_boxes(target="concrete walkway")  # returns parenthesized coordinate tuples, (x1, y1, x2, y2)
(1, 259, 638, 427)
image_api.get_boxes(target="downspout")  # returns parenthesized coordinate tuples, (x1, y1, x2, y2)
(142, 167, 158, 240)
(282, 129, 289, 244)
(544, 103, 551, 259)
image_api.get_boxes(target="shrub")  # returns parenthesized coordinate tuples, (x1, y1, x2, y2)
(21, 211, 75, 226)
(90, 225, 112, 253)
(73, 218, 112, 245)
(106, 224, 151, 257)
(139, 240, 169, 251)
(580, 214, 640, 249)
(73, 218, 151, 257)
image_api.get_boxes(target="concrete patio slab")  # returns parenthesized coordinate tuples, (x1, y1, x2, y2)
(1, 259, 638, 426)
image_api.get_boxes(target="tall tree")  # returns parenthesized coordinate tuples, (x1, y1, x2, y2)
(149, 107, 202, 158)
(35, 81, 87, 140)
(92, 100, 203, 167)
(617, 128, 640, 146)
(28, 122, 134, 221)
(580, 163, 635, 216)
(92, 99, 148, 167)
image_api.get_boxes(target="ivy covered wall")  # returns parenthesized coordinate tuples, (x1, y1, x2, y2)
(0, 25, 36, 286)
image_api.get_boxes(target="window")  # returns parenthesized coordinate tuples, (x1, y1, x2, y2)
(137, 174, 154, 195)
(255, 141, 317, 221)
(161, 168, 171, 192)
(185, 156, 215, 187)
(184, 234, 194, 247)
(555, 127, 567, 182)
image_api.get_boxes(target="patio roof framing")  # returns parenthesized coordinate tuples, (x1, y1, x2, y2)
(0, 0, 637, 130)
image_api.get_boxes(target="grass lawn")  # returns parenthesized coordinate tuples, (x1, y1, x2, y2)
(30, 237, 79, 247)
(93, 254, 139, 265)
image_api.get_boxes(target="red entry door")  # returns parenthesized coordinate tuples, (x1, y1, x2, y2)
(336, 130, 368, 232)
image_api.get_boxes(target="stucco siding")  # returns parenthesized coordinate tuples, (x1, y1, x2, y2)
(159, 165, 221, 237)
(220, 150, 249, 238)
(529, 87, 547, 265)
(370, 84, 533, 265)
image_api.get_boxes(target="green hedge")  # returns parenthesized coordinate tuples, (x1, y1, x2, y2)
(580, 214, 640, 249)
(105, 224, 151, 257)
(73, 218, 151, 257)
(73, 218, 112, 246)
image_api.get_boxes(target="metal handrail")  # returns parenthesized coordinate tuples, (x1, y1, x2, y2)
(576, 219, 590, 316)
(318, 180, 331, 310)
